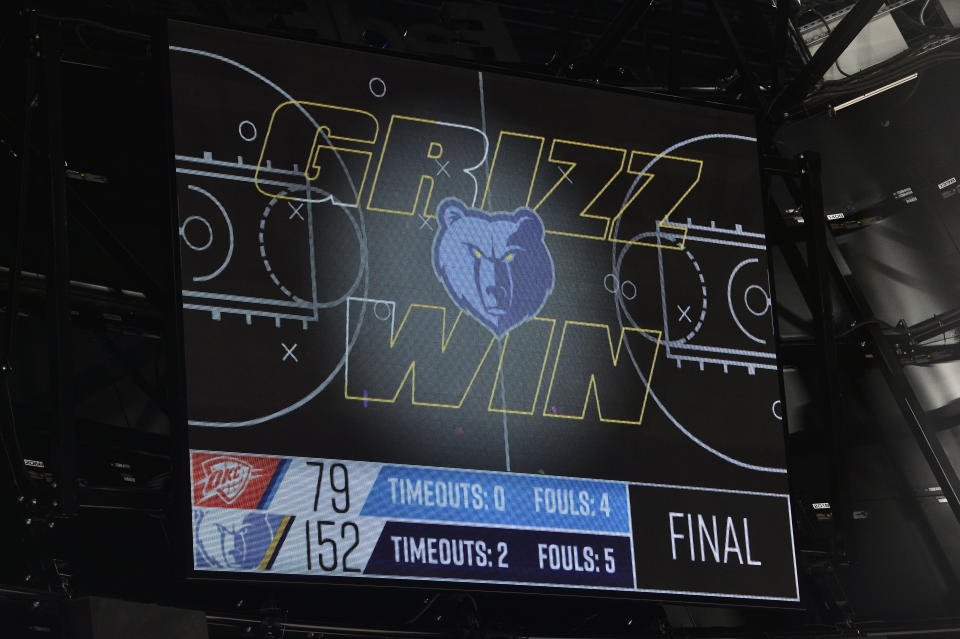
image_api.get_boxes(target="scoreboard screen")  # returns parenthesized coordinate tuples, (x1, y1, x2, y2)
(168, 20, 798, 603)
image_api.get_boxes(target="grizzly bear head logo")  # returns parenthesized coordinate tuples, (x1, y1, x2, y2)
(432, 197, 555, 338)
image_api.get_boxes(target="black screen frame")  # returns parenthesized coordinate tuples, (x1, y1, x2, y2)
(158, 17, 800, 609)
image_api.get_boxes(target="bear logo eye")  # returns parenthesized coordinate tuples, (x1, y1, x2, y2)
(471, 247, 483, 259)
(503, 252, 515, 262)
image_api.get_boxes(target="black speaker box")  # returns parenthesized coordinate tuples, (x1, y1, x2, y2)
(67, 597, 208, 639)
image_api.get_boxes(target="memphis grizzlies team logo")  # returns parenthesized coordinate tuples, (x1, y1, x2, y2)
(193, 509, 293, 571)
(432, 197, 555, 338)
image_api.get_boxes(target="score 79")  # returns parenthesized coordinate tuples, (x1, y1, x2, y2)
(306, 460, 350, 513)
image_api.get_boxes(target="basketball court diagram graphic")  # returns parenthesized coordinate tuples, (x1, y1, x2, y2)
(656, 220, 777, 375)
(169, 35, 786, 478)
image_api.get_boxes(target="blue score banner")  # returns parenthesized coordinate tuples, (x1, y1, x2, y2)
(360, 464, 631, 533)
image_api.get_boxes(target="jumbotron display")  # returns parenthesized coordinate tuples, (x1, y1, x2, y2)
(169, 20, 798, 602)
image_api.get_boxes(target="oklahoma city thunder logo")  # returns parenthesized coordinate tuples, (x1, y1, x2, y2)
(195, 456, 260, 504)
(432, 197, 555, 338)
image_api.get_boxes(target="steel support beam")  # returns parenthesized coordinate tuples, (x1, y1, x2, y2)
(763, 149, 960, 605)
(774, 0, 884, 112)
(759, 155, 816, 313)
(903, 307, 960, 344)
(706, 0, 766, 108)
(669, 0, 684, 93)
(65, 185, 164, 302)
(798, 152, 851, 561)
(772, 0, 792, 94)
(576, 0, 655, 77)
(4, 25, 35, 374)
(768, 210, 817, 315)
(41, 19, 78, 515)
(824, 232, 960, 526)
(1, 11, 38, 503)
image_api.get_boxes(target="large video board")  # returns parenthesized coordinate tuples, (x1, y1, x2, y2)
(168, 20, 798, 602)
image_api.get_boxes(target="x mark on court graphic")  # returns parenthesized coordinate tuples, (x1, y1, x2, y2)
(281, 342, 299, 362)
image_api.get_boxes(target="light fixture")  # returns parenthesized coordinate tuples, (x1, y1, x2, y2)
(829, 72, 919, 115)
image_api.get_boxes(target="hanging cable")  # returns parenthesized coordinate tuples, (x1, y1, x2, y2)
(406, 594, 443, 625)
(920, 0, 933, 25)
(1, 375, 29, 501)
